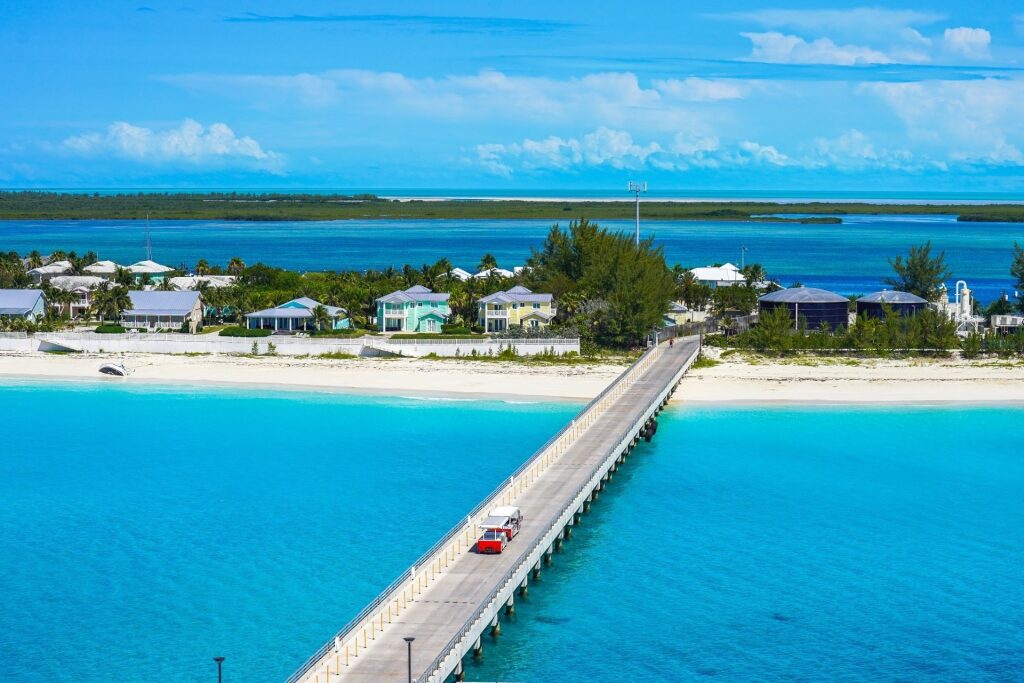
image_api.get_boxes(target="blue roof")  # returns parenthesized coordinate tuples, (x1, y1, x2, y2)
(124, 290, 200, 316)
(0, 289, 43, 315)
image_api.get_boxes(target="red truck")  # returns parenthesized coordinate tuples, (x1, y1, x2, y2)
(475, 506, 523, 554)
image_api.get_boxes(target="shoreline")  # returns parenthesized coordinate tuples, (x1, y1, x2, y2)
(0, 353, 621, 402)
(2, 351, 1023, 405)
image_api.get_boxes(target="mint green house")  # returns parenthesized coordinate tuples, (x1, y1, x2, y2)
(376, 285, 450, 333)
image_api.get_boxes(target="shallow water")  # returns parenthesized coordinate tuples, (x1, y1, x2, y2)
(2, 214, 1022, 301)
(466, 404, 1024, 682)
(3, 386, 1022, 682)
(0, 381, 575, 682)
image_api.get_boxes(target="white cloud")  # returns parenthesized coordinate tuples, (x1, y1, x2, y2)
(741, 32, 892, 65)
(62, 119, 279, 168)
(476, 128, 791, 175)
(653, 77, 745, 101)
(166, 69, 746, 134)
(712, 8, 944, 38)
(864, 79, 1024, 165)
(942, 27, 991, 60)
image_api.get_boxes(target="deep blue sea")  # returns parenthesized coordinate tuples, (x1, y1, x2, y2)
(2, 383, 1022, 682)
(2, 214, 1023, 302)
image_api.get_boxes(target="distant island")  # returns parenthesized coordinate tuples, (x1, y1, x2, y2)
(1, 191, 1023, 223)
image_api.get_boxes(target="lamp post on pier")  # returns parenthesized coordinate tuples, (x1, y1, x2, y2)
(213, 656, 225, 683)
(404, 636, 415, 683)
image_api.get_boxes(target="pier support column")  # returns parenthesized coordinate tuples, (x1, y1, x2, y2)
(555, 530, 564, 552)
(532, 561, 541, 580)
(544, 545, 553, 565)
(490, 616, 501, 637)
(583, 497, 591, 512)
(473, 636, 483, 657)
(455, 662, 465, 681)
(574, 508, 583, 524)
(505, 595, 515, 615)
(519, 577, 529, 597)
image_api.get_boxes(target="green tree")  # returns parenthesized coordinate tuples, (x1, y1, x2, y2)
(228, 256, 246, 276)
(884, 241, 952, 301)
(524, 218, 675, 348)
(477, 253, 498, 272)
(1011, 242, 1024, 312)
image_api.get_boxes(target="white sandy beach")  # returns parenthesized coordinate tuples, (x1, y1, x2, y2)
(0, 352, 624, 401)
(1, 351, 1023, 404)
(682, 351, 1024, 404)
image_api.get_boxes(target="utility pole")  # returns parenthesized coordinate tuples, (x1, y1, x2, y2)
(740, 245, 748, 270)
(628, 181, 647, 247)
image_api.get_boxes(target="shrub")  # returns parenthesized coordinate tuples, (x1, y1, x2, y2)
(441, 324, 473, 335)
(311, 328, 365, 337)
(95, 324, 126, 334)
(219, 326, 272, 337)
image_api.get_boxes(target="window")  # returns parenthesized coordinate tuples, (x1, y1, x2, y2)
(533, 303, 541, 309)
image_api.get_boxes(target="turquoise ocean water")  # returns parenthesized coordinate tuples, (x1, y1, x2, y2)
(2, 214, 1023, 302)
(2, 382, 1022, 681)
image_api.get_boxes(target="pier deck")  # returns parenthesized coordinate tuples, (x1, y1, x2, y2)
(288, 336, 700, 683)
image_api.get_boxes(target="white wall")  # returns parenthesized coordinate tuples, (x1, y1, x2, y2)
(0, 333, 580, 357)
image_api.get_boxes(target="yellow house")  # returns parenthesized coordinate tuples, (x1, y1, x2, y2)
(477, 286, 556, 333)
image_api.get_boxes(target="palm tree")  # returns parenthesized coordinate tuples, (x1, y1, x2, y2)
(27, 250, 43, 269)
(227, 257, 246, 276)
(156, 277, 177, 291)
(477, 253, 498, 272)
(312, 304, 332, 332)
(195, 259, 210, 276)
(114, 266, 134, 288)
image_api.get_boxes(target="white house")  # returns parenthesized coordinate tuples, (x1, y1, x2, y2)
(443, 267, 473, 281)
(49, 275, 106, 318)
(121, 291, 204, 333)
(473, 267, 515, 279)
(0, 289, 46, 321)
(690, 263, 746, 288)
(167, 275, 236, 291)
(127, 260, 174, 281)
(245, 297, 349, 333)
(83, 260, 121, 277)
(27, 260, 72, 284)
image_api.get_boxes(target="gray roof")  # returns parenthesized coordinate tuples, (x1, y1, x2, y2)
(49, 275, 105, 292)
(857, 290, 927, 305)
(0, 289, 43, 314)
(123, 290, 201, 316)
(478, 286, 553, 305)
(760, 287, 848, 304)
(377, 285, 450, 304)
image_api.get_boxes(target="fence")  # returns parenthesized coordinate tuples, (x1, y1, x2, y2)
(285, 342, 667, 683)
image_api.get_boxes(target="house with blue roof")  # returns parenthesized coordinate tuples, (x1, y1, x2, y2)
(376, 285, 450, 333)
(245, 297, 349, 334)
(0, 289, 46, 322)
(121, 290, 204, 333)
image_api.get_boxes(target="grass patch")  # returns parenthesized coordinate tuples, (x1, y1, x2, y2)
(219, 326, 272, 337)
(317, 352, 358, 360)
(691, 355, 720, 370)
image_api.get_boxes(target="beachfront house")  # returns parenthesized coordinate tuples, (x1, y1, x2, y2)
(245, 297, 348, 333)
(121, 290, 204, 333)
(83, 260, 121, 278)
(49, 275, 106, 319)
(27, 260, 73, 284)
(691, 263, 746, 288)
(127, 260, 174, 283)
(0, 289, 46, 322)
(477, 285, 555, 333)
(473, 267, 516, 279)
(167, 275, 236, 291)
(376, 285, 450, 333)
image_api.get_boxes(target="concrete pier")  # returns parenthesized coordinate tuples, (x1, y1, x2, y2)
(285, 337, 700, 683)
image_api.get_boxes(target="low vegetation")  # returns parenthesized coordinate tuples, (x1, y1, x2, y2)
(218, 326, 272, 337)
(3, 191, 1024, 222)
(94, 324, 126, 334)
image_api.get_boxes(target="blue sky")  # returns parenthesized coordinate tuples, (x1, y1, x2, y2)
(2, 1, 1024, 192)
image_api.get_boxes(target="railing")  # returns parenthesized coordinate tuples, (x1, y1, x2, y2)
(381, 337, 579, 346)
(415, 340, 699, 683)
(284, 341, 666, 683)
